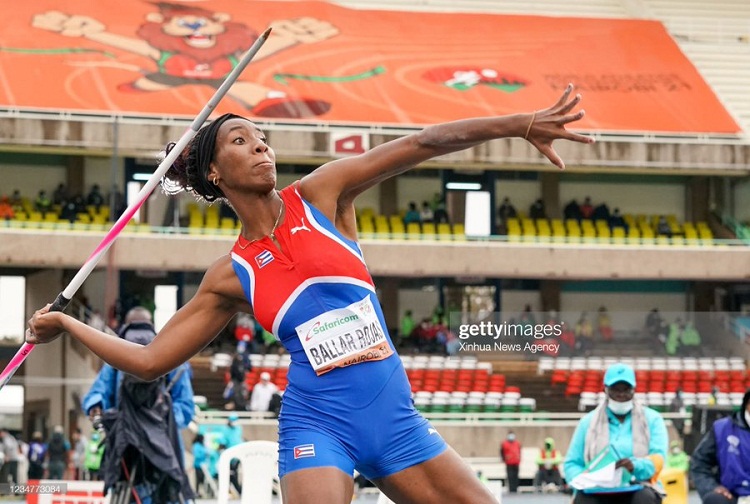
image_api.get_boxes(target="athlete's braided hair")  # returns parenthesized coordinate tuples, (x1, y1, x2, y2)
(162, 113, 242, 203)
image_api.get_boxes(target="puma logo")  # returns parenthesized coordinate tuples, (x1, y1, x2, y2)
(291, 218, 311, 235)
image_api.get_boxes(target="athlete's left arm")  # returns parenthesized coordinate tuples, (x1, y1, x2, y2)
(299, 84, 592, 225)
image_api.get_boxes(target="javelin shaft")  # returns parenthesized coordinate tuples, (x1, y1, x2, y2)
(0, 28, 272, 390)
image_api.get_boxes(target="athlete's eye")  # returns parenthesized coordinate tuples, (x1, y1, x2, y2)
(232, 137, 245, 144)
(260, 137, 269, 145)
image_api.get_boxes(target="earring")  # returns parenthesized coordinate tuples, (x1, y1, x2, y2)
(212, 178, 220, 186)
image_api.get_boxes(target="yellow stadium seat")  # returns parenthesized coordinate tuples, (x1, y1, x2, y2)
(422, 222, 436, 238)
(220, 217, 236, 235)
(627, 227, 641, 245)
(390, 220, 405, 239)
(406, 222, 421, 239)
(612, 227, 626, 244)
(374, 222, 389, 236)
(358, 207, 375, 218)
(437, 223, 452, 241)
(358, 218, 375, 235)
(452, 223, 466, 241)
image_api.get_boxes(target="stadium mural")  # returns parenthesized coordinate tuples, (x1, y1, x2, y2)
(0, 0, 741, 133)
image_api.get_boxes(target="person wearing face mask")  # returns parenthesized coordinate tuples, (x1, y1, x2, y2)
(689, 388, 750, 504)
(534, 437, 563, 493)
(563, 363, 668, 503)
(500, 431, 522, 493)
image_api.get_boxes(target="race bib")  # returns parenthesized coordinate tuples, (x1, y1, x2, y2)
(295, 296, 393, 375)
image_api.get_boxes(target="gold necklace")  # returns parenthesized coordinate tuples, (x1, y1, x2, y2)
(236, 194, 284, 250)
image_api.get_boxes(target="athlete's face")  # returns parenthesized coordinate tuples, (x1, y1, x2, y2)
(210, 118, 277, 195)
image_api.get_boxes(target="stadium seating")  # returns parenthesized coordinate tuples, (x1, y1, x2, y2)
(540, 356, 749, 411)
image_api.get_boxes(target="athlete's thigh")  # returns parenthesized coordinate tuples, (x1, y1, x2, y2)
(280, 467, 354, 504)
(373, 446, 497, 504)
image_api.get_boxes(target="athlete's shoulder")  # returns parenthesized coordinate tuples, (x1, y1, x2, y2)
(200, 254, 249, 308)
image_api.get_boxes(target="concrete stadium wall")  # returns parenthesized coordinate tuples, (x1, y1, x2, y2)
(3, 116, 750, 172)
(236, 422, 680, 459)
(4, 230, 748, 280)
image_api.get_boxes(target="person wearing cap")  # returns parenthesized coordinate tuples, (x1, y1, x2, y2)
(563, 362, 668, 503)
(249, 371, 281, 413)
(689, 388, 750, 504)
(222, 413, 244, 448)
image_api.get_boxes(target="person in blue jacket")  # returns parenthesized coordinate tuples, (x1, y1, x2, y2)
(83, 307, 195, 445)
(690, 388, 750, 504)
(564, 363, 668, 504)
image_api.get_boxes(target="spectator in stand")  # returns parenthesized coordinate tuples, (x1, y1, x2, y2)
(580, 196, 594, 220)
(680, 320, 702, 357)
(666, 318, 684, 357)
(249, 371, 280, 413)
(399, 309, 416, 349)
(656, 216, 672, 237)
(221, 413, 244, 495)
(690, 388, 750, 504)
(413, 317, 438, 353)
(575, 312, 594, 357)
(52, 183, 68, 206)
(520, 304, 537, 326)
(35, 190, 52, 215)
(420, 201, 434, 223)
(564, 363, 668, 504)
(0, 429, 20, 485)
(86, 184, 105, 209)
(234, 312, 255, 353)
(609, 208, 627, 232)
(670, 389, 687, 440)
(70, 428, 88, 480)
(534, 437, 564, 493)
(192, 433, 208, 498)
(596, 306, 613, 343)
(432, 195, 450, 224)
(645, 309, 662, 339)
(9, 190, 23, 213)
(500, 431, 522, 493)
(591, 202, 610, 223)
(529, 198, 547, 219)
(404, 201, 421, 225)
(0, 196, 14, 220)
(60, 197, 80, 223)
(564, 199, 583, 221)
(497, 197, 517, 234)
(46, 425, 70, 480)
(27, 431, 47, 480)
(226, 351, 249, 410)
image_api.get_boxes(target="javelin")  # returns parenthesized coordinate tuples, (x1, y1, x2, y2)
(0, 28, 273, 391)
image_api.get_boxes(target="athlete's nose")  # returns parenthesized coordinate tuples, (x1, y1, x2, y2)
(254, 141, 269, 154)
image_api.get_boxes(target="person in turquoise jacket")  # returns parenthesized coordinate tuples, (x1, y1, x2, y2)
(564, 363, 668, 504)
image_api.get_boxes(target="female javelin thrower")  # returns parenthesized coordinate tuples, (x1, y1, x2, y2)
(27, 84, 593, 503)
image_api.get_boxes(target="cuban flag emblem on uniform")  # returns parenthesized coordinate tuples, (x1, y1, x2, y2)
(255, 250, 274, 268)
(293, 444, 315, 459)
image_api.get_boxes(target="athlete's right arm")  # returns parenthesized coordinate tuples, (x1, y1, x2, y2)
(27, 255, 251, 381)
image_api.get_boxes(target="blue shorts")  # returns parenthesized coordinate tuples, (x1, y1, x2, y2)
(277, 365, 447, 480)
